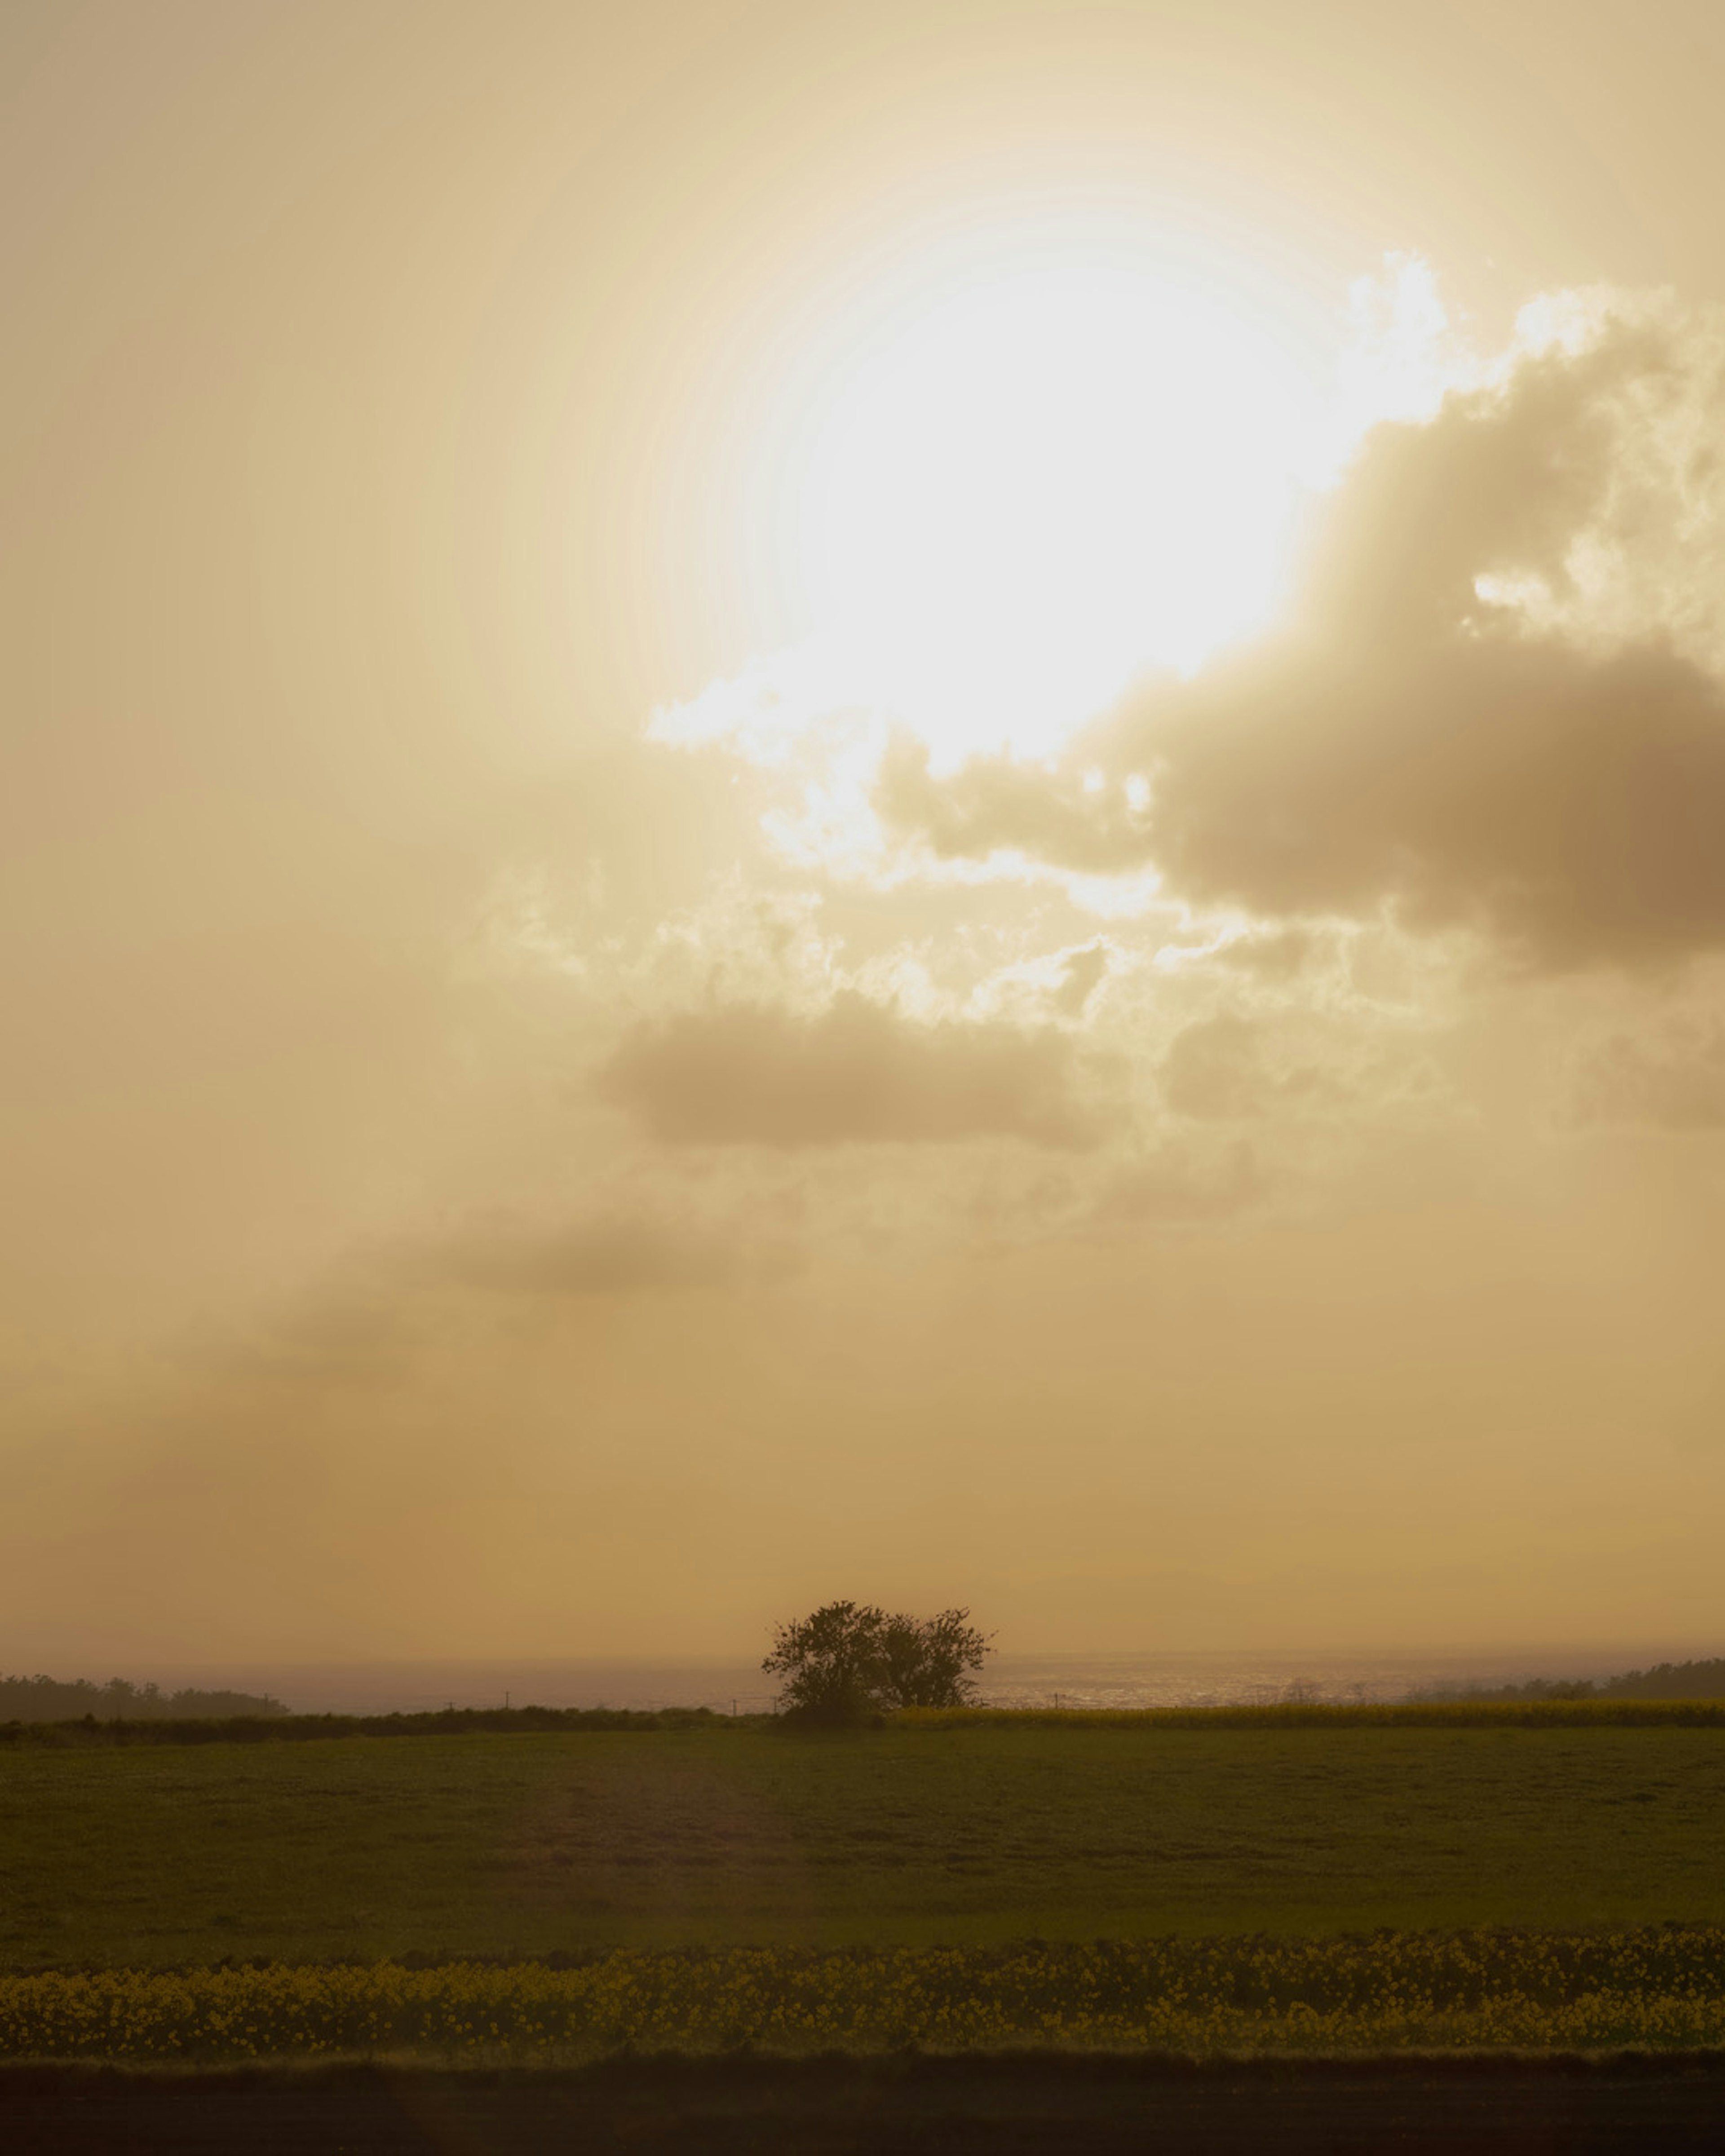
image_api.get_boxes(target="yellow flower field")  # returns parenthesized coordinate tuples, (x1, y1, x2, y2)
(6, 1932, 1725, 2062)
(896, 1702, 1725, 1730)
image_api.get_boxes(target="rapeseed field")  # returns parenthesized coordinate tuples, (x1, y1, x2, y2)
(897, 1702, 1725, 1730)
(8, 1932, 1725, 2061)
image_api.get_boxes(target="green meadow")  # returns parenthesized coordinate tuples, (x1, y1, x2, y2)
(8, 1719, 1725, 1971)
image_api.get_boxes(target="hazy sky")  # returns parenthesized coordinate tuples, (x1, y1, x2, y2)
(9, 0, 1725, 1666)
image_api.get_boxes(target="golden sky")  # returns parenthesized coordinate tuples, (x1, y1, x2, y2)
(8, 0, 1725, 1665)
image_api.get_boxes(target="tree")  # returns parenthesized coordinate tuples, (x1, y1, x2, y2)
(878, 1608, 993, 1709)
(763, 1600, 992, 1723)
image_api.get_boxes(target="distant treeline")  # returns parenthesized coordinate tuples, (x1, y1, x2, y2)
(9, 1658, 1725, 1747)
(0, 1704, 741, 1748)
(1409, 1658, 1725, 1705)
(13, 1698, 1725, 1747)
(0, 1674, 290, 1723)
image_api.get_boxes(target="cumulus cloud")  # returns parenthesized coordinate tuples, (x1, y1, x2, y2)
(597, 992, 1102, 1149)
(1141, 635, 1725, 969)
(876, 732, 1153, 874)
(880, 306, 1725, 972)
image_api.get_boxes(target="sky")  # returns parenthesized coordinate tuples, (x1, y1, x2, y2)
(7, 0, 1725, 1667)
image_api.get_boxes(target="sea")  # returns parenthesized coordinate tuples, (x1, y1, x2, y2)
(132, 1644, 1721, 1718)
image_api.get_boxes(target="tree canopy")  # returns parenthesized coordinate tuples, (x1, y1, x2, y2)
(763, 1601, 992, 1723)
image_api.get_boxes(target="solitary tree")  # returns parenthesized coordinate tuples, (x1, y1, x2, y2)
(763, 1601, 992, 1723)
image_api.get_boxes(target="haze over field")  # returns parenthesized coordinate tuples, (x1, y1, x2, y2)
(8, 1, 1725, 1668)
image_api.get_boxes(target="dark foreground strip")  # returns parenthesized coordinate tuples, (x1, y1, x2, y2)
(6, 2054, 1725, 2155)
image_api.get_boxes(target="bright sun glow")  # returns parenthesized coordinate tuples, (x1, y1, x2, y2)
(782, 247, 1323, 761)
(654, 235, 1442, 826)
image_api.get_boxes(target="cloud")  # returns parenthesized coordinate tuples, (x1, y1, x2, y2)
(880, 306, 1725, 972)
(1092, 1140, 1265, 1224)
(1217, 928, 1314, 979)
(1161, 1015, 1276, 1122)
(212, 1292, 419, 1394)
(430, 1216, 730, 1295)
(876, 732, 1153, 874)
(597, 992, 1102, 1149)
(1159, 1012, 1351, 1122)
(1142, 634, 1725, 970)
(1570, 1023, 1725, 1131)
(1052, 944, 1109, 1018)
(194, 1212, 727, 1415)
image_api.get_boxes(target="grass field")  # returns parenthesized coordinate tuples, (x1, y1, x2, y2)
(8, 1721, 1725, 1970)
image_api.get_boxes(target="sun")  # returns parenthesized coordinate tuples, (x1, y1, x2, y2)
(654, 223, 1344, 797)
(771, 236, 1326, 765)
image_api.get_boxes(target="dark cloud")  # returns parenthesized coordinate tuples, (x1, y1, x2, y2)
(432, 1217, 729, 1295)
(1298, 329, 1646, 643)
(1142, 633, 1725, 968)
(597, 993, 1101, 1149)
(880, 318, 1725, 972)
(1053, 944, 1109, 1017)
(214, 1294, 417, 1394)
(199, 1214, 724, 1411)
